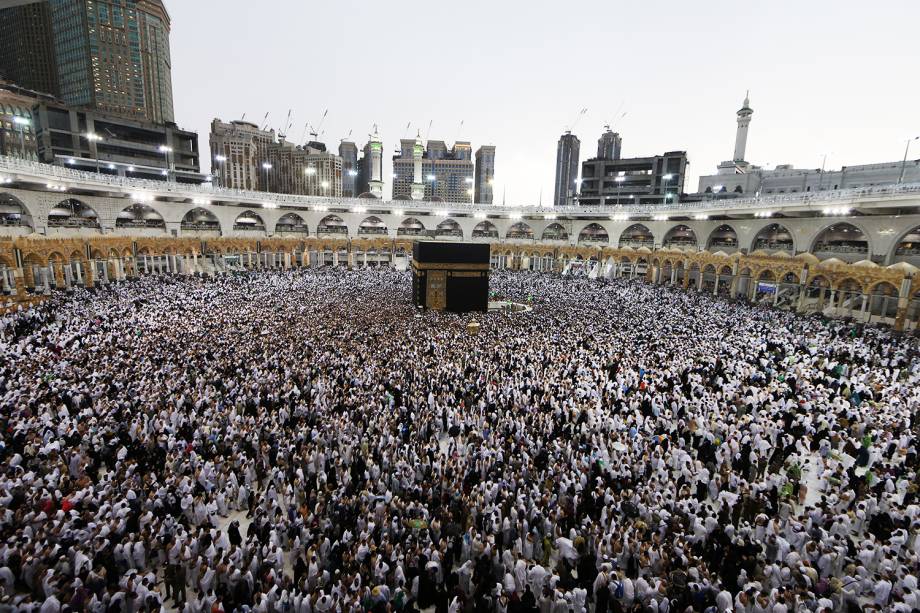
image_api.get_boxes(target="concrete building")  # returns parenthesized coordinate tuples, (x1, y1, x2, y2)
(579, 150, 688, 207)
(34, 100, 201, 182)
(697, 93, 920, 195)
(339, 140, 358, 197)
(0, 0, 175, 125)
(554, 132, 580, 207)
(475, 145, 495, 204)
(392, 137, 478, 203)
(0, 81, 57, 160)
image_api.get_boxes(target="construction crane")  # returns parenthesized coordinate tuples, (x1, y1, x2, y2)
(308, 109, 328, 144)
(456, 119, 465, 143)
(396, 122, 412, 153)
(259, 112, 270, 131)
(425, 119, 433, 142)
(340, 129, 353, 143)
(565, 108, 587, 133)
(279, 109, 293, 139)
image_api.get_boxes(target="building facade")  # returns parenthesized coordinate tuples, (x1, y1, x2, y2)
(579, 151, 688, 206)
(0, 2, 59, 98)
(0, 0, 175, 125)
(33, 100, 201, 182)
(0, 81, 58, 160)
(210, 119, 342, 196)
(475, 145, 495, 205)
(210, 119, 274, 191)
(392, 138, 480, 203)
(554, 132, 580, 207)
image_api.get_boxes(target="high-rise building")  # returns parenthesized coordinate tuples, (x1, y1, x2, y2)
(355, 127, 384, 198)
(0, 0, 175, 125)
(339, 140, 358, 197)
(474, 146, 495, 204)
(0, 2, 58, 97)
(597, 128, 622, 160)
(554, 131, 580, 207)
(209, 118, 342, 196)
(392, 138, 479, 203)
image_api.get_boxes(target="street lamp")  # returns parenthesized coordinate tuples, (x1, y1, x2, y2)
(661, 173, 674, 205)
(614, 175, 625, 205)
(12, 116, 30, 159)
(898, 136, 919, 184)
(85, 132, 103, 173)
(159, 145, 173, 181)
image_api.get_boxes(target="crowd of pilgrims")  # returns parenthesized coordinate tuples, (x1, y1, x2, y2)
(0, 268, 918, 613)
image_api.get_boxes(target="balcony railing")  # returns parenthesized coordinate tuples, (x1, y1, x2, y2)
(5, 155, 920, 218)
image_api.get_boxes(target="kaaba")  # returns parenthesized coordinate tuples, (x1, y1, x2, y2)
(412, 242, 490, 312)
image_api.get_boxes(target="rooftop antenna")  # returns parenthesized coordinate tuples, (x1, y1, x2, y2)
(565, 107, 588, 133)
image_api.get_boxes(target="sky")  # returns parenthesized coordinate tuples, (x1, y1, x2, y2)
(168, 0, 920, 205)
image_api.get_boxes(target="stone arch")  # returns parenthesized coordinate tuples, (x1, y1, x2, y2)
(116, 203, 165, 230)
(48, 198, 101, 229)
(891, 224, 920, 264)
(397, 217, 426, 237)
(541, 222, 568, 241)
(706, 224, 738, 251)
(181, 208, 220, 232)
(275, 212, 309, 235)
(318, 214, 348, 236)
(618, 224, 654, 249)
(0, 192, 34, 230)
(506, 221, 534, 240)
(751, 223, 795, 254)
(357, 215, 388, 236)
(578, 223, 609, 245)
(866, 281, 899, 320)
(233, 210, 266, 232)
(811, 222, 871, 260)
(472, 220, 499, 239)
(662, 224, 698, 249)
(435, 218, 463, 239)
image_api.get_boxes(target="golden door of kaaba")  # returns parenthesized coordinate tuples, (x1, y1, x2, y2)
(426, 271, 447, 310)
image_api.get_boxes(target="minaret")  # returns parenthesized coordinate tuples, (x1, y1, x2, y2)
(366, 125, 384, 198)
(733, 91, 753, 162)
(410, 130, 426, 200)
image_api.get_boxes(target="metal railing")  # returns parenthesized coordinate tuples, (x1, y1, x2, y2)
(3, 155, 920, 218)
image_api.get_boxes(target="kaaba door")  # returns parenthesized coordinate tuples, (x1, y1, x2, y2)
(426, 271, 447, 310)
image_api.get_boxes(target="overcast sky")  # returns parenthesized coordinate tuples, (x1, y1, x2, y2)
(169, 0, 920, 204)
